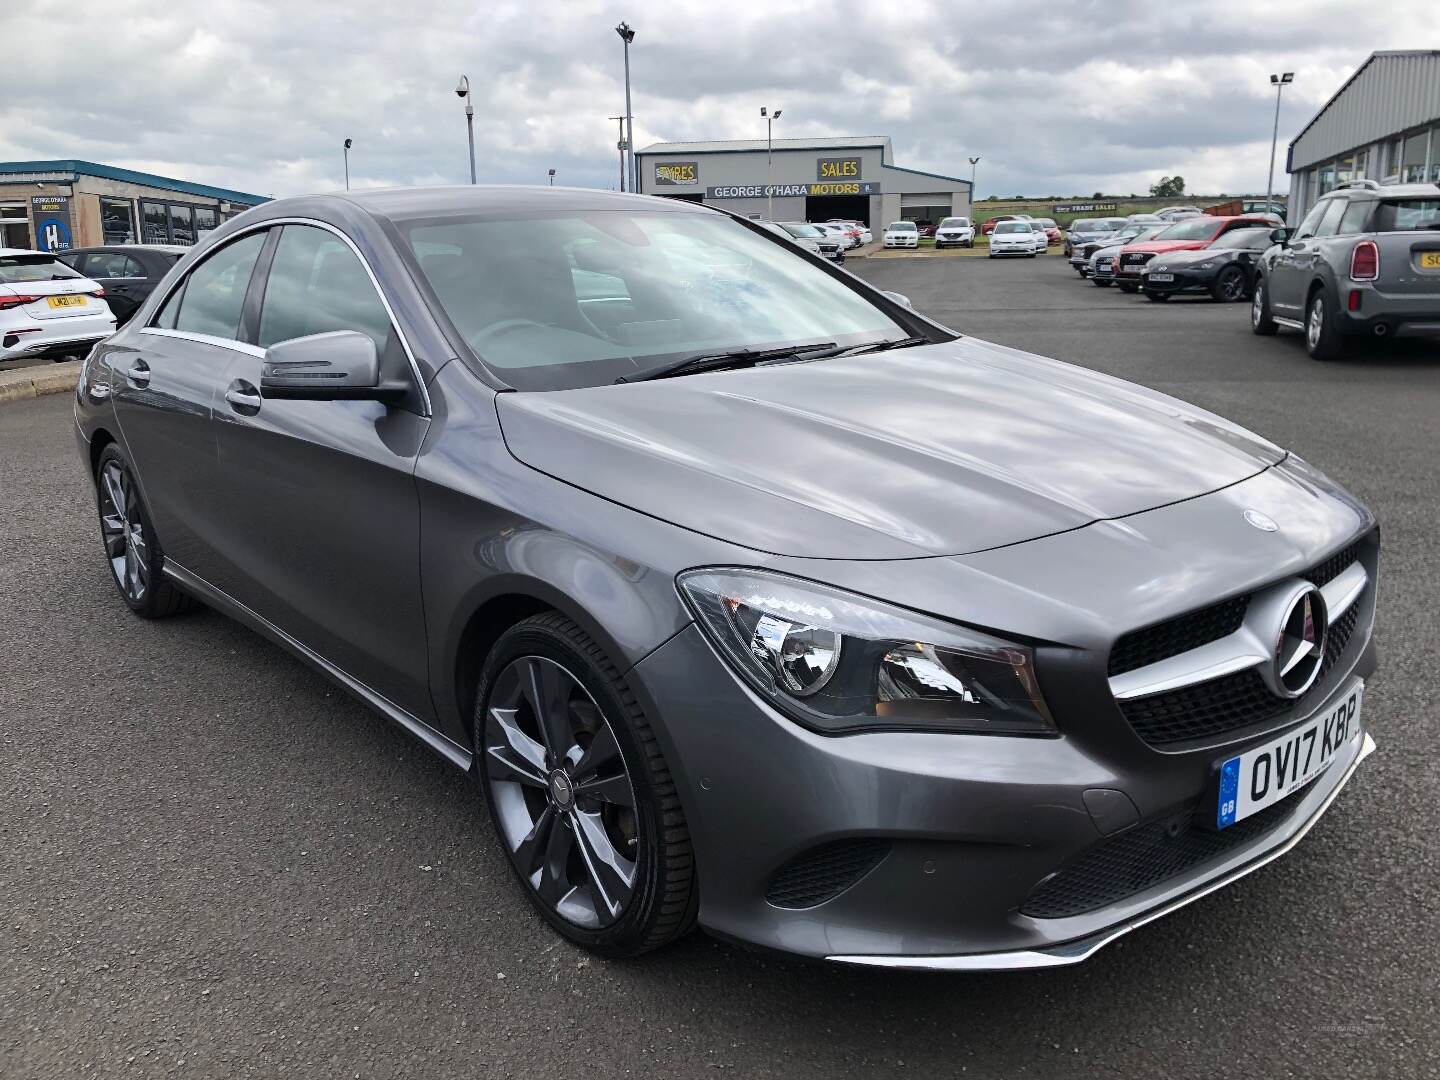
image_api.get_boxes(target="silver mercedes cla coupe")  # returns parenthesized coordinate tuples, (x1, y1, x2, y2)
(73, 187, 1378, 969)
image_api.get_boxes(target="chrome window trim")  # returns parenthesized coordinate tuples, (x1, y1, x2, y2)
(1108, 562, 1369, 702)
(146, 215, 432, 416)
(138, 327, 267, 358)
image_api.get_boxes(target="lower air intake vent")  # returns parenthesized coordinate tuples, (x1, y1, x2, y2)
(765, 838, 891, 909)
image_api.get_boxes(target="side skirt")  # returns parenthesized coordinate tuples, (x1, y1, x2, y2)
(162, 558, 473, 772)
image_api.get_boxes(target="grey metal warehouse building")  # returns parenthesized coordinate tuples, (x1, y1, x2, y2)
(635, 136, 972, 228)
(1287, 51, 1440, 219)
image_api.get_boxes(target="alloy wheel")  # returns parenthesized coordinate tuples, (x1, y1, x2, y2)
(1219, 269, 1245, 301)
(98, 460, 149, 603)
(1307, 296, 1324, 350)
(483, 655, 639, 929)
(1251, 284, 1265, 325)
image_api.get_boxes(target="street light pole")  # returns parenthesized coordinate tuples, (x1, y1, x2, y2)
(1266, 72, 1294, 214)
(616, 23, 636, 193)
(343, 138, 352, 190)
(762, 106, 782, 220)
(609, 115, 627, 191)
(968, 155, 980, 209)
(456, 75, 476, 184)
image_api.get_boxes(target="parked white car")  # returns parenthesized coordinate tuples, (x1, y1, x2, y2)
(0, 248, 116, 363)
(934, 216, 975, 248)
(988, 220, 1043, 257)
(809, 223, 852, 250)
(882, 221, 919, 248)
(828, 219, 873, 245)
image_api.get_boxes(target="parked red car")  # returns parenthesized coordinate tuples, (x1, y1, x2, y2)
(1111, 215, 1279, 292)
(981, 214, 1030, 235)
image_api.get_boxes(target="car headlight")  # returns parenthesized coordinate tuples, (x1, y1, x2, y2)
(678, 568, 1056, 737)
(1196, 260, 1217, 270)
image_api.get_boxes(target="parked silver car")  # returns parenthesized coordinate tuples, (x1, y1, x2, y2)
(1252, 180, 1440, 358)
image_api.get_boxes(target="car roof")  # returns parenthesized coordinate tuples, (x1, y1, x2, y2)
(1331, 182, 1440, 200)
(319, 185, 697, 222)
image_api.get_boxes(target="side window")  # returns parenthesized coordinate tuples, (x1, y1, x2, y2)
(81, 253, 144, 279)
(1312, 199, 1348, 238)
(172, 232, 266, 340)
(1338, 201, 1372, 235)
(155, 283, 185, 329)
(256, 225, 393, 354)
(1295, 201, 1330, 239)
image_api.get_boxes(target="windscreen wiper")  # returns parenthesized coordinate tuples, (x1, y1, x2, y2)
(615, 342, 838, 384)
(835, 335, 930, 356)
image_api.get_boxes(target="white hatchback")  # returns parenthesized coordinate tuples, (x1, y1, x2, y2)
(988, 221, 1043, 258)
(1, 248, 116, 362)
(882, 221, 919, 248)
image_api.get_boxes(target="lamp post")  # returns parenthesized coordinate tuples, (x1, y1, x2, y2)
(1266, 72, 1294, 214)
(608, 115, 627, 191)
(761, 105, 782, 220)
(455, 75, 476, 184)
(968, 155, 980, 209)
(616, 23, 636, 193)
(343, 138, 352, 190)
(548, 168, 556, 186)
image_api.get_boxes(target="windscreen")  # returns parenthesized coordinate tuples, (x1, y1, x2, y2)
(1070, 219, 1098, 231)
(0, 254, 85, 284)
(889, 222, 917, 232)
(940, 218, 969, 228)
(782, 223, 823, 238)
(1155, 217, 1221, 241)
(994, 222, 1030, 234)
(401, 210, 903, 390)
(1213, 227, 1274, 250)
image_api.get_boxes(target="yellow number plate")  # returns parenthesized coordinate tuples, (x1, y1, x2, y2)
(1419, 252, 1440, 270)
(47, 295, 85, 309)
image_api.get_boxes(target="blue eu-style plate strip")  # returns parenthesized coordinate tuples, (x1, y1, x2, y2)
(1217, 756, 1241, 829)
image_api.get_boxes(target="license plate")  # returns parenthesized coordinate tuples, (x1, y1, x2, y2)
(1419, 252, 1440, 270)
(1149, 273, 1175, 283)
(1216, 681, 1362, 828)
(47, 295, 86, 309)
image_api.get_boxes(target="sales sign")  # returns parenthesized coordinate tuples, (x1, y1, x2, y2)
(654, 161, 699, 186)
(1052, 201, 1118, 214)
(816, 157, 862, 181)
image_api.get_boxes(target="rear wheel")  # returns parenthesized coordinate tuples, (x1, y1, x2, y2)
(94, 444, 197, 618)
(1251, 278, 1278, 335)
(475, 613, 696, 957)
(1305, 289, 1346, 361)
(1212, 266, 1246, 302)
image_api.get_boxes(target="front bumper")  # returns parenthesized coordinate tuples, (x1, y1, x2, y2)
(830, 729, 1376, 970)
(1141, 268, 1214, 295)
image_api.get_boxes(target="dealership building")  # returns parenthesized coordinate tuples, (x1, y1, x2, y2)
(635, 136, 972, 227)
(1287, 50, 1440, 219)
(0, 160, 268, 253)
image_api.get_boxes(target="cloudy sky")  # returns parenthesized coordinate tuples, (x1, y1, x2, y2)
(4, 0, 1438, 201)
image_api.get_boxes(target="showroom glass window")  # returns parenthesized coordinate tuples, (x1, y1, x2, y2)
(169, 204, 195, 246)
(256, 225, 394, 355)
(141, 201, 168, 244)
(169, 232, 265, 340)
(100, 198, 136, 243)
(1401, 131, 1429, 183)
(193, 206, 218, 239)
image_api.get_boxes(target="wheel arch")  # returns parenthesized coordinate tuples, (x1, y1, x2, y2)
(89, 426, 117, 478)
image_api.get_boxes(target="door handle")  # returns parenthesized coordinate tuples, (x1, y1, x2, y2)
(126, 360, 150, 387)
(224, 381, 262, 415)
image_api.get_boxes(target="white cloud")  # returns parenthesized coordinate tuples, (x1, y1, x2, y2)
(2, 0, 1436, 199)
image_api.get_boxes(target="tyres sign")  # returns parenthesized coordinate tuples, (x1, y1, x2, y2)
(654, 161, 699, 186)
(31, 195, 74, 251)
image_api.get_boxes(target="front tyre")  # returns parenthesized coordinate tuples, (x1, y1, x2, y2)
(475, 613, 697, 957)
(1212, 266, 1246, 302)
(1305, 289, 1346, 361)
(1251, 277, 1278, 335)
(94, 444, 197, 618)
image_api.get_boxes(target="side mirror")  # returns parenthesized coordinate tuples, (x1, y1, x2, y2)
(1269, 227, 1292, 245)
(260, 330, 406, 402)
(881, 290, 913, 309)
